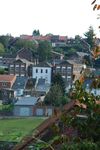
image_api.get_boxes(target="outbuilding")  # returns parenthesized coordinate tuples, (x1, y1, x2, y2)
(13, 96, 38, 116)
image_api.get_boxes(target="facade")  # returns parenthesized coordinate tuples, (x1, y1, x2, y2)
(0, 75, 16, 104)
(53, 60, 73, 90)
(9, 59, 27, 77)
(32, 62, 52, 84)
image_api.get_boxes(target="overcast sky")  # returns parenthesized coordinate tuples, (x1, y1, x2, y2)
(0, 0, 99, 37)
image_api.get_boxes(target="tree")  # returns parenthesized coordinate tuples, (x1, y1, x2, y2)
(0, 35, 12, 53)
(84, 26, 95, 49)
(0, 43, 5, 55)
(32, 29, 40, 36)
(52, 73, 65, 95)
(14, 38, 37, 52)
(44, 84, 63, 106)
(37, 41, 52, 62)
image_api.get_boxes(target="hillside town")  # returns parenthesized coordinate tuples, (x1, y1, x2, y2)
(0, 27, 100, 149)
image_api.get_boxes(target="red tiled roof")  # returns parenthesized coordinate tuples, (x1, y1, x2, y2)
(0, 75, 16, 82)
(59, 36, 67, 41)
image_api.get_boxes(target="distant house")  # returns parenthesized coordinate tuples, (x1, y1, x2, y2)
(53, 60, 73, 91)
(0, 75, 16, 104)
(83, 78, 100, 96)
(13, 96, 38, 116)
(8, 48, 39, 77)
(0, 75, 16, 89)
(9, 59, 27, 77)
(12, 76, 28, 97)
(67, 60, 84, 81)
(32, 62, 52, 84)
(16, 48, 33, 62)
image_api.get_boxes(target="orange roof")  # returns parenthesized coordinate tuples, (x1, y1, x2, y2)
(0, 75, 16, 82)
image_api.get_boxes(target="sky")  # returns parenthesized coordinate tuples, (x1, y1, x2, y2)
(0, 0, 100, 37)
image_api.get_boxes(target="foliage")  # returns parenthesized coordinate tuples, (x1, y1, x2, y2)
(54, 47, 63, 53)
(52, 73, 65, 95)
(0, 68, 5, 74)
(0, 43, 5, 55)
(32, 29, 40, 36)
(14, 38, 37, 51)
(0, 35, 11, 50)
(37, 41, 52, 61)
(44, 84, 63, 106)
(84, 26, 95, 49)
(61, 140, 99, 150)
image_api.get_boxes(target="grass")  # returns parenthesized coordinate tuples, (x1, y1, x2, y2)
(0, 117, 45, 142)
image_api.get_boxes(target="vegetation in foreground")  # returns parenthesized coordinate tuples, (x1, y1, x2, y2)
(0, 117, 44, 142)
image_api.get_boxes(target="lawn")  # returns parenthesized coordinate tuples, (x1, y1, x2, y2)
(0, 117, 45, 142)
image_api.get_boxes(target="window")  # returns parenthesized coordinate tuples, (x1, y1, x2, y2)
(67, 76, 71, 81)
(62, 76, 65, 79)
(41, 69, 43, 73)
(10, 65, 14, 67)
(36, 69, 38, 73)
(62, 67, 66, 69)
(62, 67, 66, 73)
(16, 65, 19, 67)
(67, 76, 71, 79)
(56, 66, 61, 72)
(45, 69, 48, 73)
(56, 66, 60, 69)
(67, 66, 71, 70)
(2, 82, 7, 87)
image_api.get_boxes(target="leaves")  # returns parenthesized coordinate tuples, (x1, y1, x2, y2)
(97, 5, 100, 10)
(93, 4, 97, 10)
(91, 0, 96, 5)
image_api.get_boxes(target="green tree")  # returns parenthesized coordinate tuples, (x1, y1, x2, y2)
(32, 29, 40, 36)
(0, 68, 5, 74)
(84, 26, 95, 49)
(14, 38, 37, 52)
(0, 43, 5, 55)
(44, 84, 63, 106)
(37, 41, 52, 62)
(52, 73, 65, 95)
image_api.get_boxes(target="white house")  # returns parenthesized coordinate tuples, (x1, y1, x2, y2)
(32, 62, 52, 84)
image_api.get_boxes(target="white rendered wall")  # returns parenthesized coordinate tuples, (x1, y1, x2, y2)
(32, 67, 51, 84)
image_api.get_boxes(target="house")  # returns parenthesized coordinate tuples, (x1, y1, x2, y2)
(9, 58, 34, 77)
(67, 60, 84, 81)
(53, 60, 73, 91)
(8, 48, 39, 77)
(13, 96, 38, 116)
(12, 76, 28, 97)
(16, 48, 33, 62)
(0, 75, 16, 103)
(83, 78, 100, 96)
(0, 75, 16, 89)
(32, 62, 52, 84)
